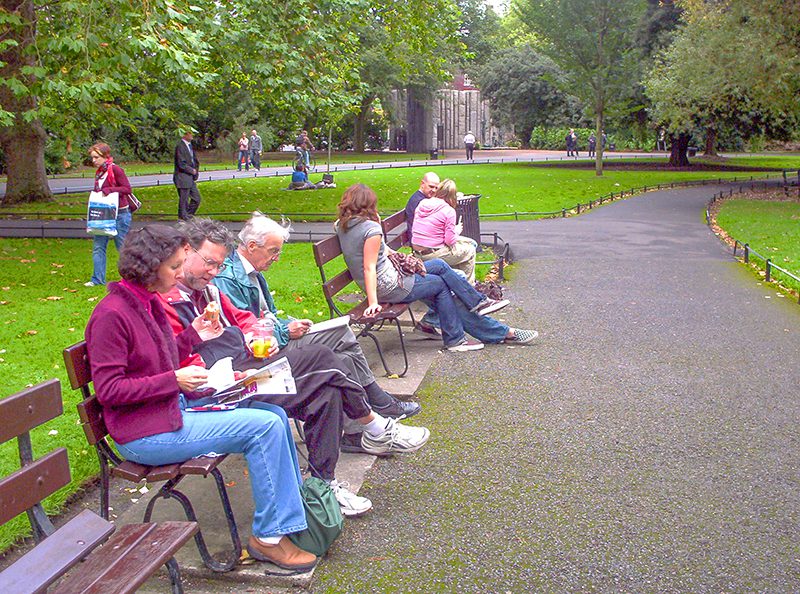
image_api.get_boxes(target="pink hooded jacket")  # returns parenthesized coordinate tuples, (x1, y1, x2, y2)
(411, 198, 457, 248)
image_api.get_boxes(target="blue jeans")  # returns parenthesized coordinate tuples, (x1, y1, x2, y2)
(90, 208, 132, 285)
(238, 150, 250, 170)
(416, 261, 508, 343)
(422, 259, 484, 310)
(116, 397, 306, 539)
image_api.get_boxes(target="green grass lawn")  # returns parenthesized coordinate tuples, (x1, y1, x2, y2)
(715, 197, 800, 293)
(0, 163, 775, 221)
(713, 155, 800, 170)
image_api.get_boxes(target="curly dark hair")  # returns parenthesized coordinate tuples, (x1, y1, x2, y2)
(176, 218, 236, 253)
(117, 224, 188, 286)
(337, 184, 379, 231)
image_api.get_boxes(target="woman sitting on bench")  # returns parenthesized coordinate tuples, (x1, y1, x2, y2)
(84, 224, 317, 572)
(335, 183, 538, 352)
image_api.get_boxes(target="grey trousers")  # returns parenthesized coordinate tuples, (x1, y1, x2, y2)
(282, 324, 374, 434)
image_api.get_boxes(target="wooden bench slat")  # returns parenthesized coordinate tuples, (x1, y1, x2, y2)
(110, 460, 151, 482)
(349, 302, 409, 325)
(52, 521, 199, 594)
(0, 448, 71, 525)
(63, 342, 91, 390)
(322, 269, 355, 301)
(380, 210, 407, 234)
(313, 234, 343, 267)
(180, 455, 226, 475)
(0, 379, 62, 445)
(144, 464, 181, 482)
(0, 509, 114, 594)
(75, 397, 107, 447)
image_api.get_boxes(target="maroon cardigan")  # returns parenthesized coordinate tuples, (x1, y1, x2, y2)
(99, 163, 132, 209)
(85, 282, 201, 444)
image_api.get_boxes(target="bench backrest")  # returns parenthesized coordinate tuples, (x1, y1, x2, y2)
(0, 379, 69, 536)
(63, 341, 111, 447)
(381, 210, 409, 250)
(312, 234, 354, 318)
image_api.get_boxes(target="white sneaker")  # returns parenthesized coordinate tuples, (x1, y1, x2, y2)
(83, 281, 99, 287)
(330, 480, 372, 517)
(361, 418, 430, 455)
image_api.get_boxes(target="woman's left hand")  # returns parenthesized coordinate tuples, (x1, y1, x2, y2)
(191, 314, 223, 341)
(364, 303, 383, 317)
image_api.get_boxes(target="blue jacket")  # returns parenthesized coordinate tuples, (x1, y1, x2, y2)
(213, 250, 292, 348)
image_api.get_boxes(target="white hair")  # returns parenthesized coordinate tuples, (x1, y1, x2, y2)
(238, 212, 291, 246)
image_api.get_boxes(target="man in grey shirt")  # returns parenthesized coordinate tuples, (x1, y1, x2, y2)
(249, 129, 263, 171)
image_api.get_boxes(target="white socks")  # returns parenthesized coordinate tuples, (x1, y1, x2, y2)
(257, 535, 282, 545)
(363, 414, 390, 437)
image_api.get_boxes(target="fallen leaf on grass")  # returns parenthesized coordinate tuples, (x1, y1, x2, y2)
(0, 301, 9, 306)
(24, 330, 38, 335)
(87, 296, 98, 302)
(1, 287, 8, 291)
(63, 288, 78, 293)
(39, 296, 64, 301)
(19, 259, 36, 263)
(51, 263, 64, 268)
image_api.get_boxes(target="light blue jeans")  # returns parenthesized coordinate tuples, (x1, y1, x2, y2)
(90, 208, 132, 285)
(116, 397, 306, 539)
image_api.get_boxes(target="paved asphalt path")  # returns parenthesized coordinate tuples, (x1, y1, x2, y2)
(0, 150, 663, 198)
(311, 186, 800, 592)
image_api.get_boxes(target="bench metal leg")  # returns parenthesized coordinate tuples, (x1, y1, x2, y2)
(166, 557, 185, 594)
(142, 472, 241, 573)
(358, 319, 409, 377)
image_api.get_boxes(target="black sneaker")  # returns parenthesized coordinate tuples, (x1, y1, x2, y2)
(340, 432, 391, 456)
(372, 399, 422, 419)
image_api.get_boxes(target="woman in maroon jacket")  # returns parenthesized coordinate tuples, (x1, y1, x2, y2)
(85, 224, 317, 571)
(85, 142, 133, 287)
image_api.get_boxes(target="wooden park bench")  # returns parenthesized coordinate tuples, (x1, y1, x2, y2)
(0, 379, 198, 594)
(63, 342, 242, 573)
(313, 212, 416, 377)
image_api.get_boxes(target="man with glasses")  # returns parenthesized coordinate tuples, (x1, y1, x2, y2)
(158, 218, 430, 517)
(214, 214, 422, 432)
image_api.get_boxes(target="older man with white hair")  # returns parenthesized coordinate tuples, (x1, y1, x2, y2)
(214, 213, 421, 449)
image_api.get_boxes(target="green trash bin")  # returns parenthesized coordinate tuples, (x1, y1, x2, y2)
(456, 193, 482, 251)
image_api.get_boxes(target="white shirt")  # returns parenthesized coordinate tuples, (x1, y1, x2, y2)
(464, 133, 476, 144)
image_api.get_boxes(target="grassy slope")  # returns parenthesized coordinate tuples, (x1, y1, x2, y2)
(715, 198, 800, 292)
(0, 163, 770, 220)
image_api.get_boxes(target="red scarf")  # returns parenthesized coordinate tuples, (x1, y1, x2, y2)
(94, 157, 116, 191)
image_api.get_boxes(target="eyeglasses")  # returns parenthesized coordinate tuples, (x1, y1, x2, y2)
(192, 247, 227, 271)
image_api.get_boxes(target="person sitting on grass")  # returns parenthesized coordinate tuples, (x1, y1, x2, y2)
(157, 218, 431, 517)
(335, 184, 538, 352)
(85, 223, 318, 572)
(288, 163, 315, 190)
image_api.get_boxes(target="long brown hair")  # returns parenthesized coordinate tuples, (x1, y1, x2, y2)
(88, 142, 112, 159)
(434, 179, 457, 208)
(337, 184, 379, 231)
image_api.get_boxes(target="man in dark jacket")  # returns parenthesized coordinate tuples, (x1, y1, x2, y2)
(174, 129, 202, 220)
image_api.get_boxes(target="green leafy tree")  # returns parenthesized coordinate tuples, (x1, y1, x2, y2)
(514, 0, 647, 175)
(644, 0, 800, 166)
(476, 45, 581, 144)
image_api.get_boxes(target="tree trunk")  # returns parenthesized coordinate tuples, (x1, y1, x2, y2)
(703, 125, 717, 156)
(595, 111, 604, 177)
(0, 0, 52, 204)
(353, 96, 374, 154)
(668, 133, 690, 167)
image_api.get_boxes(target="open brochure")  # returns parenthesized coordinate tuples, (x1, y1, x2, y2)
(196, 356, 296, 405)
(307, 315, 350, 335)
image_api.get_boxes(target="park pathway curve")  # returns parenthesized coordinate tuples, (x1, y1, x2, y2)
(312, 185, 800, 592)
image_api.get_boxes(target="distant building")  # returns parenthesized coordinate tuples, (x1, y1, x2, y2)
(388, 74, 510, 152)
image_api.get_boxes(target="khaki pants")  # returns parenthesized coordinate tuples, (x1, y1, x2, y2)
(417, 237, 477, 283)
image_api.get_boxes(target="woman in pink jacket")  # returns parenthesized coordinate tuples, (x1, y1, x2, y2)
(411, 179, 478, 283)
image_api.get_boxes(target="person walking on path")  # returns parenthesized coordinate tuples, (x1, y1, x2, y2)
(249, 129, 262, 171)
(85, 142, 133, 287)
(464, 131, 476, 160)
(174, 129, 201, 220)
(237, 132, 250, 171)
